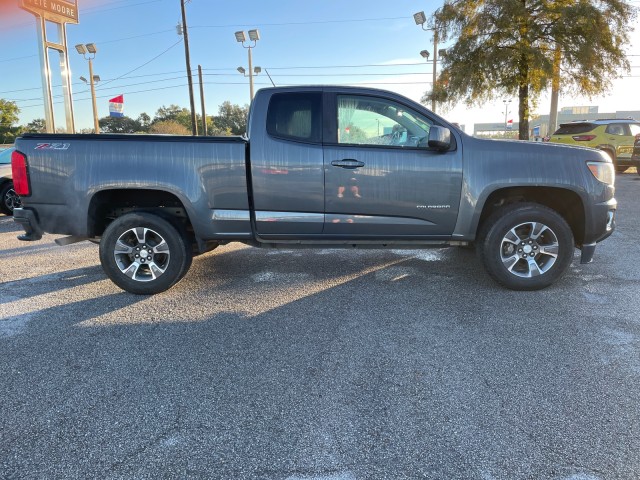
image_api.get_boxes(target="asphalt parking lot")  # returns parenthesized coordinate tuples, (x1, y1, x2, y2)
(1, 173, 639, 480)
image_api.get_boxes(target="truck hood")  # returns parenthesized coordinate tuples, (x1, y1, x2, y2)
(464, 136, 611, 164)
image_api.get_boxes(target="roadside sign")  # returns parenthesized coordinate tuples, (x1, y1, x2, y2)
(21, 0, 79, 25)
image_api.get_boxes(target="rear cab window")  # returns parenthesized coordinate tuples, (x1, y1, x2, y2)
(554, 123, 595, 135)
(266, 92, 322, 144)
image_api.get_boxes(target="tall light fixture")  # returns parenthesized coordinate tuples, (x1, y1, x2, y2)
(414, 11, 438, 113)
(237, 66, 262, 88)
(75, 43, 100, 134)
(235, 29, 260, 102)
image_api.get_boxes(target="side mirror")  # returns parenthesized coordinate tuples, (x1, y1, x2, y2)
(428, 126, 451, 151)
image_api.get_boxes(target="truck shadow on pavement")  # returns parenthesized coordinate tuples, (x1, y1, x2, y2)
(1, 244, 626, 479)
(0, 265, 105, 304)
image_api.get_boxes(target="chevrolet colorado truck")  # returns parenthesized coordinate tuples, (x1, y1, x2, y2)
(11, 86, 617, 294)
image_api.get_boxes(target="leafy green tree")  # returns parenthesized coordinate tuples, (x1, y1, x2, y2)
(427, 0, 636, 139)
(213, 102, 249, 135)
(99, 115, 142, 134)
(153, 105, 194, 132)
(148, 120, 190, 135)
(137, 113, 151, 132)
(24, 118, 46, 133)
(0, 99, 20, 144)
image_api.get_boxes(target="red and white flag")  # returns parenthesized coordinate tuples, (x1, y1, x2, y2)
(109, 95, 124, 117)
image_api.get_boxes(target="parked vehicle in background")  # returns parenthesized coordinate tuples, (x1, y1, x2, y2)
(0, 147, 21, 215)
(12, 86, 617, 294)
(549, 119, 640, 173)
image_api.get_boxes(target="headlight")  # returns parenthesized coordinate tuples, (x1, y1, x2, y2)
(587, 161, 615, 185)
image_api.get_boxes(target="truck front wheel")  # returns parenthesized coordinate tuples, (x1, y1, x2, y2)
(99, 212, 192, 295)
(478, 203, 574, 290)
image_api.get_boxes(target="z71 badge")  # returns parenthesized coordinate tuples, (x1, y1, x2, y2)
(35, 143, 70, 150)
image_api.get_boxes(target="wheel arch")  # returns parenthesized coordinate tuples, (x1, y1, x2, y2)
(87, 188, 195, 239)
(476, 186, 586, 246)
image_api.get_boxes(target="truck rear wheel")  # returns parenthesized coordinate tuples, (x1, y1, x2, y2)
(99, 212, 192, 295)
(478, 203, 574, 290)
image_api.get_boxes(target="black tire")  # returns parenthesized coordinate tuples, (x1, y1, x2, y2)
(478, 203, 574, 290)
(0, 181, 21, 216)
(604, 149, 628, 173)
(99, 212, 192, 295)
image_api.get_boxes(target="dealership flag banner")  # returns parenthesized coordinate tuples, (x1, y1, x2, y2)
(109, 95, 124, 117)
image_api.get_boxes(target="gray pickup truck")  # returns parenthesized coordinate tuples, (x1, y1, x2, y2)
(12, 86, 616, 294)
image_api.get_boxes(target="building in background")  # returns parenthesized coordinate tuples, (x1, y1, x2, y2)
(473, 106, 640, 139)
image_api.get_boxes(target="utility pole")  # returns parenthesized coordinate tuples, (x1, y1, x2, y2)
(198, 65, 207, 136)
(179, 0, 198, 135)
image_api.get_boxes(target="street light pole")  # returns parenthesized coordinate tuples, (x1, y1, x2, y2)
(414, 11, 438, 113)
(503, 99, 511, 133)
(75, 43, 100, 134)
(88, 57, 99, 134)
(235, 30, 260, 103)
(247, 44, 254, 101)
(432, 31, 438, 113)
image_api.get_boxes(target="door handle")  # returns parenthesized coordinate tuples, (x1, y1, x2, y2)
(331, 159, 365, 169)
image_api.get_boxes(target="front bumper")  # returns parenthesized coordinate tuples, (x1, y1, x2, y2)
(580, 201, 616, 264)
(13, 207, 43, 241)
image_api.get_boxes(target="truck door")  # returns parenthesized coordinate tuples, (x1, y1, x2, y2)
(323, 93, 463, 237)
(249, 90, 325, 236)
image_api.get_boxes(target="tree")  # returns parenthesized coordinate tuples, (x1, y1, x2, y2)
(24, 118, 46, 133)
(137, 113, 151, 132)
(427, 0, 636, 139)
(213, 102, 249, 135)
(99, 116, 142, 134)
(0, 99, 20, 144)
(148, 120, 190, 135)
(152, 104, 194, 132)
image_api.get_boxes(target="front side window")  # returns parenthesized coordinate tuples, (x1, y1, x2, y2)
(266, 92, 322, 143)
(337, 95, 432, 147)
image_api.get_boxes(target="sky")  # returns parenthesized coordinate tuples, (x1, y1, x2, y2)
(1, 0, 639, 134)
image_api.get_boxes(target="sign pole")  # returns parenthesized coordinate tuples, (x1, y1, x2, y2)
(22, 0, 79, 134)
(58, 22, 75, 133)
(36, 16, 55, 133)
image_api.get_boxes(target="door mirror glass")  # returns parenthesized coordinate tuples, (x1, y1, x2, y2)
(428, 126, 451, 151)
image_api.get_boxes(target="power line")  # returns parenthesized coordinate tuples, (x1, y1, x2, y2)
(190, 16, 409, 29)
(97, 39, 184, 89)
